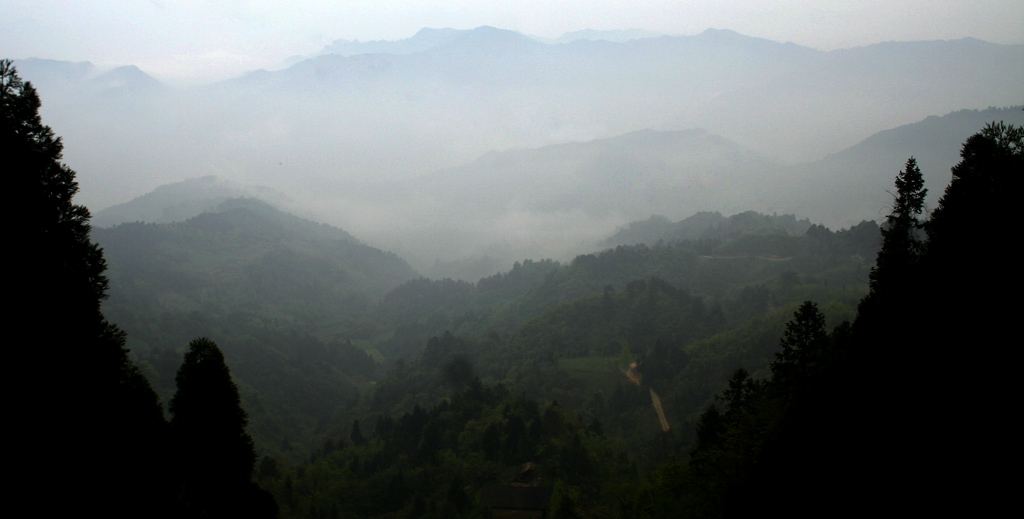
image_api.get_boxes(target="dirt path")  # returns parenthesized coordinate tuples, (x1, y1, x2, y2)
(649, 389, 671, 432)
(624, 363, 670, 432)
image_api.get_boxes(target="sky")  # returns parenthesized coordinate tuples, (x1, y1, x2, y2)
(3, 1, 1023, 85)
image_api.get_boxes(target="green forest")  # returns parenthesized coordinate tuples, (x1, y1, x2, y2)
(8, 56, 1020, 518)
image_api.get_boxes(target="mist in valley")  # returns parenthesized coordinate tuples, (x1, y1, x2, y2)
(11, 19, 1023, 276)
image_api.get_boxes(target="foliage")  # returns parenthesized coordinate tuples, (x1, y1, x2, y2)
(769, 301, 831, 390)
(4, 58, 176, 517)
(97, 199, 420, 345)
(659, 121, 1023, 518)
(93, 193, 877, 466)
(171, 337, 275, 518)
(261, 381, 626, 519)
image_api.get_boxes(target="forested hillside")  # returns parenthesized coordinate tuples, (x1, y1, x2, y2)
(91, 191, 877, 461)
(97, 197, 419, 343)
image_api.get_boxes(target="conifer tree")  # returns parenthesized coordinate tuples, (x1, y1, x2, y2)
(770, 301, 829, 390)
(854, 156, 928, 371)
(925, 122, 1021, 275)
(914, 123, 1022, 512)
(4, 58, 170, 517)
(870, 157, 927, 293)
(4, 58, 110, 387)
(856, 157, 927, 330)
(844, 123, 1022, 516)
(171, 337, 272, 517)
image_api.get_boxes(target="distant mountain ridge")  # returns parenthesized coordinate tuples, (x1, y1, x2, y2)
(354, 127, 783, 270)
(92, 176, 290, 228)
(406, 128, 779, 218)
(92, 106, 1024, 281)
(778, 105, 1024, 228)
(13, 58, 164, 97)
(313, 27, 463, 58)
(360, 106, 1024, 273)
(96, 198, 420, 339)
(12, 28, 1022, 270)
(306, 27, 666, 61)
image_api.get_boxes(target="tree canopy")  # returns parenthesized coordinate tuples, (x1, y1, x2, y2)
(4, 58, 176, 517)
(171, 337, 269, 516)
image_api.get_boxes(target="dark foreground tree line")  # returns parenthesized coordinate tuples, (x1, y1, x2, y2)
(5, 59, 275, 518)
(624, 121, 1022, 517)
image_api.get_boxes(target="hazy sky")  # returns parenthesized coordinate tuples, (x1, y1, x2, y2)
(4, 1, 1023, 84)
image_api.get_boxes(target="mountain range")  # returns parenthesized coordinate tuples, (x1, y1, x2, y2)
(16, 26, 1021, 206)
(92, 105, 1023, 278)
(12, 26, 1022, 274)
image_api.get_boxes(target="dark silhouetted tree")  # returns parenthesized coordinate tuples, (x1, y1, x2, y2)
(4, 59, 171, 517)
(170, 337, 274, 517)
(886, 158, 926, 248)
(859, 157, 927, 328)
(770, 301, 829, 390)
(720, 368, 760, 415)
(925, 122, 1021, 280)
(913, 122, 1022, 512)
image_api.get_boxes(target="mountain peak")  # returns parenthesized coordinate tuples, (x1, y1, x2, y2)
(445, 26, 540, 49)
(697, 28, 743, 38)
(94, 65, 162, 91)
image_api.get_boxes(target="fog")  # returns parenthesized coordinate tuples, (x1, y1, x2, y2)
(10, 22, 1024, 275)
